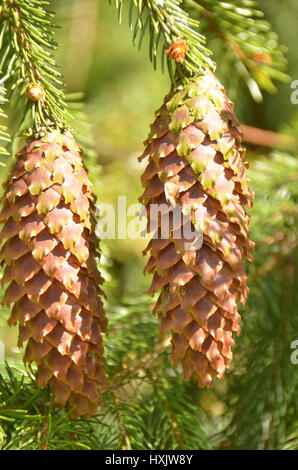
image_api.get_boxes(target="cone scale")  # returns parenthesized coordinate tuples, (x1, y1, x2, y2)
(0, 131, 106, 418)
(140, 71, 255, 387)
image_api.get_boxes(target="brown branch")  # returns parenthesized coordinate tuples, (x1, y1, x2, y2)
(166, 406, 184, 449)
(41, 417, 49, 450)
(240, 124, 297, 150)
(110, 390, 131, 450)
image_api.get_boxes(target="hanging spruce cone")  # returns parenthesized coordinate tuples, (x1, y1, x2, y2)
(139, 70, 255, 387)
(0, 131, 107, 418)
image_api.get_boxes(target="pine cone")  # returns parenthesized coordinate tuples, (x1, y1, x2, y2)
(0, 131, 107, 418)
(139, 71, 255, 387)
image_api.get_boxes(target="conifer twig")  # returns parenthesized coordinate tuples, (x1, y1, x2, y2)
(111, 0, 214, 78)
(0, 0, 71, 134)
(184, 0, 288, 97)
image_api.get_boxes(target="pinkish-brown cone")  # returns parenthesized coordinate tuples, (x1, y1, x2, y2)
(139, 71, 254, 387)
(0, 131, 107, 418)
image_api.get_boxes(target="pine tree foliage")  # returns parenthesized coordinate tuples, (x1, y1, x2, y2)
(111, 0, 215, 78)
(216, 152, 298, 450)
(250, 151, 298, 254)
(0, 364, 105, 450)
(0, 295, 209, 450)
(0, 0, 70, 135)
(183, 0, 288, 100)
(111, 0, 288, 99)
(227, 264, 298, 450)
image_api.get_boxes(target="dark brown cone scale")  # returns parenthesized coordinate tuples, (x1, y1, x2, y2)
(0, 131, 107, 418)
(139, 71, 255, 387)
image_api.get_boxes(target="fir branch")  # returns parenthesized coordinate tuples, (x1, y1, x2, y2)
(0, 0, 71, 134)
(225, 261, 298, 449)
(110, 390, 132, 450)
(110, 0, 214, 79)
(0, 293, 210, 450)
(0, 82, 10, 159)
(0, 364, 100, 450)
(240, 124, 297, 150)
(184, 0, 289, 100)
(103, 295, 209, 449)
(282, 421, 298, 450)
(216, 151, 298, 450)
(249, 151, 298, 251)
(107, 371, 209, 449)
